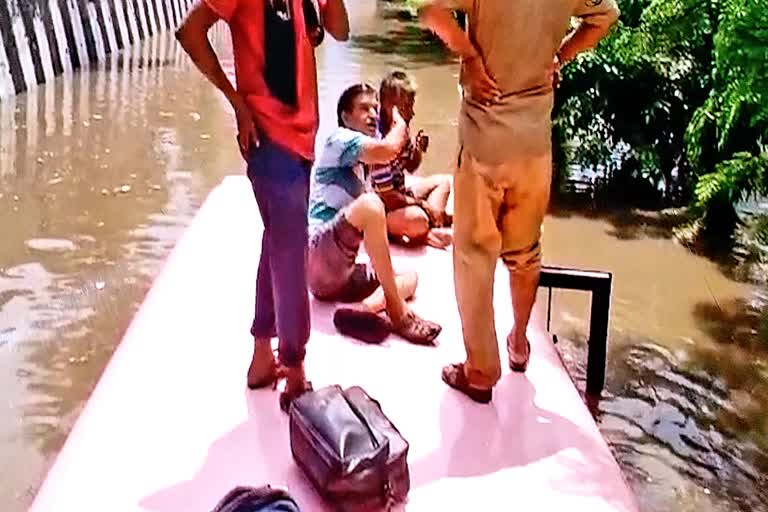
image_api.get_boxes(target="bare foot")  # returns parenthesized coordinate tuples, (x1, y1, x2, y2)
(247, 338, 277, 389)
(426, 228, 453, 249)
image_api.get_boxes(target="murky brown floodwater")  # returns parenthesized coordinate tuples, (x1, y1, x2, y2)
(0, 28, 242, 509)
(1, 1, 766, 511)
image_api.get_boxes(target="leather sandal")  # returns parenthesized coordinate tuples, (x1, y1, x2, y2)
(441, 363, 492, 403)
(279, 379, 313, 413)
(247, 348, 279, 390)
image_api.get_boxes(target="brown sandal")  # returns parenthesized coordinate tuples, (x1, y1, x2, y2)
(247, 371, 277, 390)
(441, 363, 492, 403)
(247, 350, 314, 412)
(508, 336, 531, 373)
(392, 311, 441, 345)
(247, 348, 279, 390)
(279, 379, 313, 413)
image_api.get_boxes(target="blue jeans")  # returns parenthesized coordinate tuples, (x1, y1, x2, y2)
(246, 140, 311, 368)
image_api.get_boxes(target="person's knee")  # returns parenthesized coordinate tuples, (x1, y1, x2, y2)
(401, 270, 419, 289)
(454, 224, 499, 258)
(346, 193, 386, 230)
(436, 174, 452, 191)
(403, 209, 430, 239)
(358, 193, 386, 220)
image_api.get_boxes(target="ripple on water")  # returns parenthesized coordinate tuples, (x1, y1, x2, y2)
(24, 239, 78, 253)
(560, 339, 768, 511)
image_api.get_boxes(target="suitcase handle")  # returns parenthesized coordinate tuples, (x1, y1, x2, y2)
(340, 391, 380, 450)
(340, 390, 395, 511)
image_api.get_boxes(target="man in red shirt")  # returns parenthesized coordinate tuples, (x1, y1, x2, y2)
(176, 0, 350, 411)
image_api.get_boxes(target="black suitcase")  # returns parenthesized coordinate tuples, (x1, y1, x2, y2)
(288, 385, 410, 511)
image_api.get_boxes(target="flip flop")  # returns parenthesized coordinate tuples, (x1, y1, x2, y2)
(247, 348, 279, 390)
(508, 336, 531, 372)
(247, 369, 277, 390)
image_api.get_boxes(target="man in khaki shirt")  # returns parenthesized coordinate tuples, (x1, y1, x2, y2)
(420, 0, 619, 403)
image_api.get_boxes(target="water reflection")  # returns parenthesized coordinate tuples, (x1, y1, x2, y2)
(556, 331, 768, 512)
(0, 26, 239, 510)
(351, 22, 453, 66)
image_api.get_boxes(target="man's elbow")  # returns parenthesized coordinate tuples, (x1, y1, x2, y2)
(596, 9, 620, 40)
(584, 7, 620, 41)
(383, 141, 403, 163)
(362, 144, 398, 165)
(375, 148, 399, 165)
(417, 4, 438, 29)
(607, 5, 620, 28)
(599, 3, 621, 32)
(176, 3, 217, 47)
(322, 4, 350, 42)
(328, 25, 350, 42)
(174, 19, 185, 40)
(175, 18, 196, 48)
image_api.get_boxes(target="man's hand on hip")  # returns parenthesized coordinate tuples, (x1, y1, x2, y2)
(176, 2, 258, 158)
(548, 54, 562, 89)
(461, 55, 500, 105)
(233, 97, 259, 159)
(418, 2, 499, 105)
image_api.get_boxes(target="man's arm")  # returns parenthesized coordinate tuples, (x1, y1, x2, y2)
(379, 190, 442, 227)
(358, 109, 408, 165)
(378, 190, 419, 211)
(404, 147, 422, 172)
(403, 130, 428, 172)
(418, 1, 479, 62)
(176, 1, 256, 154)
(558, 0, 620, 64)
(418, 0, 499, 103)
(321, 0, 350, 41)
(176, 3, 241, 112)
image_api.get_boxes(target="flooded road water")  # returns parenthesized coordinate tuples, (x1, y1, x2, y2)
(1, 1, 766, 510)
(0, 26, 242, 509)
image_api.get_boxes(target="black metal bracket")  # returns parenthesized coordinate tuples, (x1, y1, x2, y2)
(538, 265, 612, 396)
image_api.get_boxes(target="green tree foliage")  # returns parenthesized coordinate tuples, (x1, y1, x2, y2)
(554, 0, 768, 238)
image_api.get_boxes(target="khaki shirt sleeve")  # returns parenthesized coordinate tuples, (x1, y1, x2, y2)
(572, 0, 620, 29)
(418, 0, 473, 13)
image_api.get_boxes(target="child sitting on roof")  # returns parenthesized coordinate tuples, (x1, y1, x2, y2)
(369, 71, 453, 249)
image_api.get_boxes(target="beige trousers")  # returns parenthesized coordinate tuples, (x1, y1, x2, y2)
(452, 147, 552, 388)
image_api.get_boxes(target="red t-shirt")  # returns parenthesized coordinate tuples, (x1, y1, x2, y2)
(205, 0, 323, 162)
